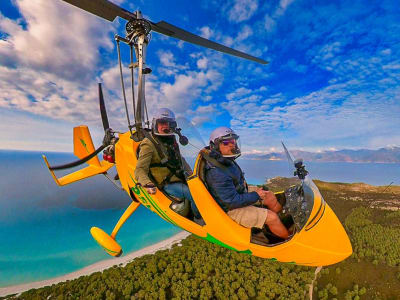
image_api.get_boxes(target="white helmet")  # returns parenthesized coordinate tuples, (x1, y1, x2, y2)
(209, 126, 241, 158)
(152, 108, 177, 136)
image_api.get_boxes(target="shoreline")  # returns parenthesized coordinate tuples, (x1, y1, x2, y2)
(0, 231, 191, 297)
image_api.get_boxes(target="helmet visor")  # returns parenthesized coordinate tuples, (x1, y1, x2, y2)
(218, 135, 241, 158)
(154, 118, 177, 136)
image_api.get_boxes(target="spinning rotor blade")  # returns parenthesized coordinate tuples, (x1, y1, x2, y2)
(151, 21, 268, 64)
(281, 141, 310, 181)
(281, 141, 295, 166)
(98, 83, 110, 131)
(61, 0, 135, 22)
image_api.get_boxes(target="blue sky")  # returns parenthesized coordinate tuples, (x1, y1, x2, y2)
(0, 0, 399, 153)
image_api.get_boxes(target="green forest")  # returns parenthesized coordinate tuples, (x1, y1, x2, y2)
(2, 180, 400, 299)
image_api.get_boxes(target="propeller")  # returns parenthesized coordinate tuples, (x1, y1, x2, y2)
(61, 0, 268, 64)
(281, 142, 309, 180)
(48, 83, 113, 171)
(99, 83, 110, 131)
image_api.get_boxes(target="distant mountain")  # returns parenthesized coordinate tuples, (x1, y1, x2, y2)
(242, 147, 400, 163)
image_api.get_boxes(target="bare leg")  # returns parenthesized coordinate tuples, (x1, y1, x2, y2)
(263, 192, 282, 213)
(265, 211, 289, 239)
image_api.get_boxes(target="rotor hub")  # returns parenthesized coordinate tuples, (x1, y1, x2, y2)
(126, 19, 151, 37)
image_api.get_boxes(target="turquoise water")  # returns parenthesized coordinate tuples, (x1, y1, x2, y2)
(0, 150, 181, 287)
(0, 150, 399, 287)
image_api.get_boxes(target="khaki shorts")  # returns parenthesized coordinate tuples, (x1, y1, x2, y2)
(227, 206, 268, 229)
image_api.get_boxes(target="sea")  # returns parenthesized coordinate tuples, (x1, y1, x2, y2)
(0, 150, 399, 287)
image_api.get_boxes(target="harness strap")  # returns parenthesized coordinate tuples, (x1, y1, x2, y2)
(200, 150, 240, 187)
(142, 130, 168, 164)
(232, 160, 248, 192)
(142, 133, 185, 186)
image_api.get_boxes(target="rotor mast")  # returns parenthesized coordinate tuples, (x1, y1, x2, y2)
(131, 11, 149, 133)
(60, 0, 269, 140)
(116, 10, 152, 140)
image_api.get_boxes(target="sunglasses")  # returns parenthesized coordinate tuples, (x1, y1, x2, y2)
(158, 120, 170, 125)
(221, 139, 236, 146)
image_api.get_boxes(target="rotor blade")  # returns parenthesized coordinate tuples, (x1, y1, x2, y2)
(61, 0, 135, 22)
(49, 144, 106, 171)
(98, 83, 110, 131)
(151, 21, 268, 65)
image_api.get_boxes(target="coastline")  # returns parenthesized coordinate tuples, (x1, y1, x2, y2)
(0, 231, 191, 297)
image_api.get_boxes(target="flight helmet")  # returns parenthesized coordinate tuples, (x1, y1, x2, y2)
(152, 108, 177, 136)
(209, 126, 241, 158)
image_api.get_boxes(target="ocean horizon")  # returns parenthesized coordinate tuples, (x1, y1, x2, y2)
(1, 149, 399, 287)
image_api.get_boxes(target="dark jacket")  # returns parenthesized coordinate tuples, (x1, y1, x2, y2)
(205, 150, 260, 212)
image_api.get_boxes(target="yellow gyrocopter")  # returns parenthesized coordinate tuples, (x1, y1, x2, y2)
(43, 0, 352, 266)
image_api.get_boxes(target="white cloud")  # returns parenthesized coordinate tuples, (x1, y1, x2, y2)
(380, 48, 392, 56)
(0, 0, 114, 82)
(223, 79, 400, 150)
(0, 108, 104, 152)
(197, 56, 208, 69)
(199, 26, 214, 39)
(158, 50, 176, 67)
(287, 59, 307, 73)
(0, 64, 134, 133)
(190, 104, 219, 125)
(236, 25, 253, 42)
(225, 0, 259, 23)
(261, 0, 296, 33)
(157, 50, 190, 77)
(275, 0, 296, 17)
(226, 87, 252, 100)
(154, 69, 222, 113)
(264, 15, 276, 32)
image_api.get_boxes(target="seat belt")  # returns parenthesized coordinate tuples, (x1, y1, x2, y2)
(142, 130, 169, 164)
(142, 131, 185, 185)
(200, 150, 240, 187)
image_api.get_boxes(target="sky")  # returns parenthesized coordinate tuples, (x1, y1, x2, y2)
(0, 0, 399, 154)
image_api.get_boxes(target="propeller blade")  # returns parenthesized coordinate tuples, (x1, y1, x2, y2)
(49, 144, 107, 171)
(281, 141, 295, 166)
(98, 83, 110, 131)
(151, 21, 268, 65)
(61, 0, 135, 22)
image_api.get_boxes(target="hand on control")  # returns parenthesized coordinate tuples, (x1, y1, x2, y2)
(256, 189, 276, 206)
(144, 183, 157, 195)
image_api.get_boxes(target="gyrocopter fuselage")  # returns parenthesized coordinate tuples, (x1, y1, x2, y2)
(43, 0, 352, 266)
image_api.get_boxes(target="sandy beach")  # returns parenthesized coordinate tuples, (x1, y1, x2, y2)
(0, 231, 191, 297)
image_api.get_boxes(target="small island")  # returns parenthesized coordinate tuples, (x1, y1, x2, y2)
(1, 178, 399, 299)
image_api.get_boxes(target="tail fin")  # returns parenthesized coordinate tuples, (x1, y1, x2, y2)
(73, 126, 101, 167)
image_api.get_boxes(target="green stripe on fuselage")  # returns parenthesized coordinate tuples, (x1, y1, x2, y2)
(201, 233, 252, 255)
(128, 171, 178, 226)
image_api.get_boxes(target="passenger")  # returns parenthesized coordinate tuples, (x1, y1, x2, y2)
(204, 127, 289, 239)
(135, 108, 200, 218)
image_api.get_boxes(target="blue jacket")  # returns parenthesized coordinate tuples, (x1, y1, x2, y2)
(205, 150, 260, 212)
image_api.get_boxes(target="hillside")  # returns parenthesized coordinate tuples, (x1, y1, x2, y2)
(243, 147, 400, 163)
(2, 179, 400, 299)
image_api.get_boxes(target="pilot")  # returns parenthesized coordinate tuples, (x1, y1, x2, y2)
(204, 127, 289, 239)
(135, 108, 200, 218)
